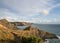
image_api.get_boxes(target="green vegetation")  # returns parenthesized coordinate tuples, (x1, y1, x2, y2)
(18, 36, 42, 43)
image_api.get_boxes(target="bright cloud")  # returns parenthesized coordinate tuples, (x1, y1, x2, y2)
(41, 9, 49, 15)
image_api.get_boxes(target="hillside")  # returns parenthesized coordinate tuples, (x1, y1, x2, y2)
(0, 19, 58, 43)
(0, 19, 18, 30)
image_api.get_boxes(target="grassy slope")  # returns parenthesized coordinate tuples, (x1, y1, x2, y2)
(0, 19, 58, 43)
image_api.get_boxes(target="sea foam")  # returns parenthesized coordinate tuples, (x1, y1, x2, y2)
(56, 35, 60, 39)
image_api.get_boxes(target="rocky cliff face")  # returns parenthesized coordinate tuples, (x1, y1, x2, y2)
(0, 19, 58, 43)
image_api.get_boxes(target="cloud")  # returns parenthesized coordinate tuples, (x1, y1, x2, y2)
(1, 0, 54, 16)
(0, 8, 19, 21)
(41, 9, 49, 15)
(47, 3, 60, 13)
(0, 0, 60, 23)
(41, 18, 60, 24)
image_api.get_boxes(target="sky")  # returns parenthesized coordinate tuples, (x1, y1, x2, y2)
(0, 0, 60, 24)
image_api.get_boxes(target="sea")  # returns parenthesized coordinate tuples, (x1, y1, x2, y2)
(32, 24, 60, 35)
(17, 24, 60, 43)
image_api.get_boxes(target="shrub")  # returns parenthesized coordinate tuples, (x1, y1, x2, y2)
(21, 36, 42, 43)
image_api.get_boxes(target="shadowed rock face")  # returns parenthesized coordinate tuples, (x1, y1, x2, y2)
(0, 19, 58, 43)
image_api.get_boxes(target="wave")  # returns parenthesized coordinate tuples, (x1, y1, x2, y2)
(56, 35, 60, 39)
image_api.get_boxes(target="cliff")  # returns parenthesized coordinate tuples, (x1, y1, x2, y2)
(0, 19, 58, 43)
(24, 26, 58, 39)
(10, 22, 32, 26)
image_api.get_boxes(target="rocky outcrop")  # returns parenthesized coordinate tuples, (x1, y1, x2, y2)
(0, 19, 58, 43)
(24, 26, 58, 39)
(0, 19, 18, 30)
(0, 23, 43, 43)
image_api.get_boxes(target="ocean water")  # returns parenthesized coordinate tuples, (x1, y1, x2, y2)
(17, 24, 60, 43)
(17, 26, 28, 29)
(32, 24, 60, 43)
(32, 24, 60, 35)
(49, 39, 60, 43)
(45, 39, 60, 43)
